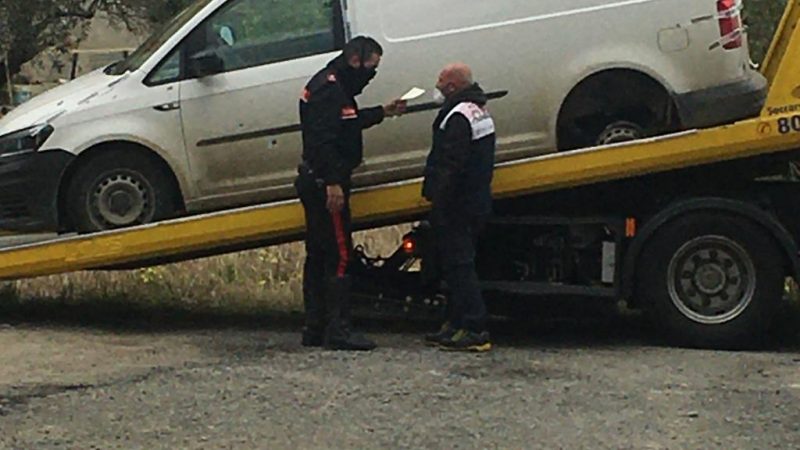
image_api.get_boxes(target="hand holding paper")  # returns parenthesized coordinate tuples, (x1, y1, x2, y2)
(384, 98, 407, 117)
(401, 87, 426, 101)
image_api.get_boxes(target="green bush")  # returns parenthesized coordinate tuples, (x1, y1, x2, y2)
(747, 0, 790, 62)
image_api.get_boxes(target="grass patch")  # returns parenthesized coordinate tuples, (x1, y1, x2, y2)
(1, 226, 411, 317)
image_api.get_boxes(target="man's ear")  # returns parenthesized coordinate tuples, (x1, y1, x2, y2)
(347, 53, 361, 68)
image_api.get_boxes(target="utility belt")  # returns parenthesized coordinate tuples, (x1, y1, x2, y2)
(297, 162, 351, 189)
(297, 162, 325, 188)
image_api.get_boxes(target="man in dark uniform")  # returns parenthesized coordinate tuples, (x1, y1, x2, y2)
(296, 36, 405, 351)
(423, 63, 496, 352)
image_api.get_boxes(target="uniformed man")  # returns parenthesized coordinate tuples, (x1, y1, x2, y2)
(423, 63, 496, 352)
(296, 36, 405, 351)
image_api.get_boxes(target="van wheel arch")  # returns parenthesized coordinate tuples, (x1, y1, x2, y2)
(57, 141, 185, 232)
(556, 69, 680, 151)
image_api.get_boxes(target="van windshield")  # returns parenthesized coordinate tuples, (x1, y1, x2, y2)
(105, 0, 215, 75)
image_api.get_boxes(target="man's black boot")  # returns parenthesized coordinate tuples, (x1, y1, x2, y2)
(302, 327, 324, 347)
(301, 263, 325, 347)
(323, 276, 376, 351)
(324, 323, 377, 351)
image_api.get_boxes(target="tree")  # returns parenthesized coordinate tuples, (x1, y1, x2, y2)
(0, 0, 192, 95)
(135, 0, 195, 25)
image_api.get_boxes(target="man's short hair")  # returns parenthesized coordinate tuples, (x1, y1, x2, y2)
(343, 36, 384, 62)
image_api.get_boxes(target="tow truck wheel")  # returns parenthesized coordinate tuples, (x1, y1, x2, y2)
(66, 150, 178, 233)
(637, 213, 783, 349)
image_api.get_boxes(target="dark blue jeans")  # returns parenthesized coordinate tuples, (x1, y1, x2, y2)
(432, 211, 488, 333)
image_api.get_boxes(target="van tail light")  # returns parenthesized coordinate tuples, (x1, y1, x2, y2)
(717, 0, 743, 50)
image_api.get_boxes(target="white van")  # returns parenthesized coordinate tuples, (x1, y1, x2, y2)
(0, 0, 765, 233)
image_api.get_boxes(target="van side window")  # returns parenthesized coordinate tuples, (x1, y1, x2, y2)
(149, 50, 181, 84)
(191, 0, 344, 74)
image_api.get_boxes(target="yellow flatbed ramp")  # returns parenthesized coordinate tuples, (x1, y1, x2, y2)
(2, 1, 800, 282)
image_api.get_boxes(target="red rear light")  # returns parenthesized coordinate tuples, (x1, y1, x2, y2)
(717, 0, 743, 50)
(402, 237, 416, 254)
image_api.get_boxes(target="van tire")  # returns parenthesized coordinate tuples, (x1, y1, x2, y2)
(66, 150, 178, 233)
(636, 213, 783, 349)
(557, 69, 676, 151)
(596, 120, 645, 146)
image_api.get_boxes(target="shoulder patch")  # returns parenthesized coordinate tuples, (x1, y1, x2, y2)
(441, 102, 496, 141)
(306, 69, 341, 96)
(341, 106, 358, 120)
(300, 87, 311, 102)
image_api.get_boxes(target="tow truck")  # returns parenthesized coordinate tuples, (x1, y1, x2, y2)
(2, 2, 800, 348)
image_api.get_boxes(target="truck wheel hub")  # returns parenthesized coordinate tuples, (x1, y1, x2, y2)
(694, 264, 727, 295)
(667, 236, 756, 325)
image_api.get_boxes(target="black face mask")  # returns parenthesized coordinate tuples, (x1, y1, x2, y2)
(342, 65, 377, 96)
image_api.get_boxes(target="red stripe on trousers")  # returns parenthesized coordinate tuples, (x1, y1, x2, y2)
(331, 211, 349, 277)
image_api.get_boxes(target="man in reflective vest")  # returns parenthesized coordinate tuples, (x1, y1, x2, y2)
(423, 63, 496, 352)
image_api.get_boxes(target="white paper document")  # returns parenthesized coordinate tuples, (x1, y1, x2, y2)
(400, 87, 426, 101)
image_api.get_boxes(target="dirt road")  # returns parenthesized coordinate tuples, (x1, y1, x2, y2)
(0, 313, 799, 449)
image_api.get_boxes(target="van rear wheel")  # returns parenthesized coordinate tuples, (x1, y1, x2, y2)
(66, 150, 177, 233)
(637, 213, 783, 349)
(557, 69, 676, 151)
(596, 120, 645, 146)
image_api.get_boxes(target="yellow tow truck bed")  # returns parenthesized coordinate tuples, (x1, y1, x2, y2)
(1, 1, 800, 282)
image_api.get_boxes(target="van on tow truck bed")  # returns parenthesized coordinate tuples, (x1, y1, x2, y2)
(2, 1, 800, 349)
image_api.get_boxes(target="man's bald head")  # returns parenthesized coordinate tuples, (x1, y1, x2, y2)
(436, 63, 474, 100)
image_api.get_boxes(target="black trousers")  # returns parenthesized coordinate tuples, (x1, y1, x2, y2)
(432, 211, 488, 333)
(295, 172, 353, 330)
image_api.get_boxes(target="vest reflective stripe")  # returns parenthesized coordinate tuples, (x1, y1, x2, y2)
(440, 102, 496, 141)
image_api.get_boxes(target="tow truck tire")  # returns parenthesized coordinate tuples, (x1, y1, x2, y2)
(637, 213, 783, 349)
(66, 150, 177, 233)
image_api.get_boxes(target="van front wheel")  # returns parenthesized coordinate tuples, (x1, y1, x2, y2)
(66, 151, 178, 233)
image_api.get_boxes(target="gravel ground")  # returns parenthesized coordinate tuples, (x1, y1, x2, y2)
(0, 313, 799, 450)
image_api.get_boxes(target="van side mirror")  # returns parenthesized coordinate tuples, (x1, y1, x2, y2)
(187, 51, 225, 78)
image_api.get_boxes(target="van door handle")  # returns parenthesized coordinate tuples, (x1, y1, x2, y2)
(154, 101, 180, 112)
